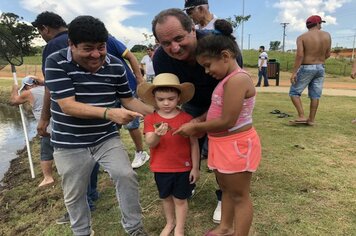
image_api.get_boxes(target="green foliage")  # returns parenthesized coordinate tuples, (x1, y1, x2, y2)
(269, 41, 281, 51)
(226, 14, 251, 30)
(131, 44, 147, 53)
(0, 12, 38, 56)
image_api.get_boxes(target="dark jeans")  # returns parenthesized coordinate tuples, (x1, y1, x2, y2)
(87, 162, 100, 210)
(257, 67, 269, 86)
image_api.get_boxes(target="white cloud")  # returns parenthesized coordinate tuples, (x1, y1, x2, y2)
(20, 0, 153, 48)
(273, 0, 351, 32)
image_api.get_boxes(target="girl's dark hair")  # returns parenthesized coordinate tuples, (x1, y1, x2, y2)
(68, 16, 108, 45)
(196, 19, 240, 58)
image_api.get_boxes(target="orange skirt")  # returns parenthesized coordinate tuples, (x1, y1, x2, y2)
(208, 127, 261, 174)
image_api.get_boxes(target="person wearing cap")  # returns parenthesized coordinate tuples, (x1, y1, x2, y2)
(152, 8, 243, 225)
(9, 76, 55, 187)
(184, 0, 218, 30)
(45, 15, 153, 236)
(137, 73, 199, 236)
(289, 15, 331, 126)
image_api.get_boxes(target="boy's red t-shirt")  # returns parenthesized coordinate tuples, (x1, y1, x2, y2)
(144, 111, 193, 173)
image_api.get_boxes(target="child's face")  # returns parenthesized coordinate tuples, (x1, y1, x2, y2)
(154, 90, 180, 114)
(197, 55, 228, 80)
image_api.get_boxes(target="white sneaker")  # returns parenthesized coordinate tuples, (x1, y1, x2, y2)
(131, 151, 150, 169)
(213, 201, 221, 224)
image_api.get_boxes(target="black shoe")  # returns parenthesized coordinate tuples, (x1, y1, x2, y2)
(263, 85, 269, 87)
(255, 84, 260, 87)
(56, 212, 70, 224)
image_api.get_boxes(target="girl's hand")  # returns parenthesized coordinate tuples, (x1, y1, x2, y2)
(172, 122, 196, 137)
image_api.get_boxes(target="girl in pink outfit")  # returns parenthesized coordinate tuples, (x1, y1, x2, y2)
(173, 19, 261, 236)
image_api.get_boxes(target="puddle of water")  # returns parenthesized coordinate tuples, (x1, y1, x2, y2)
(0, 104, 37, 182)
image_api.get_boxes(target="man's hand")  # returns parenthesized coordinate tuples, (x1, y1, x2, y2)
(107, 108, 143, 124)
(290, 73, 297, 84)
(37, 118, 50, 137)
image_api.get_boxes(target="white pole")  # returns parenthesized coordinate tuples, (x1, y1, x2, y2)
(12, 65, 35, 179)
(240, 0, 245, 54)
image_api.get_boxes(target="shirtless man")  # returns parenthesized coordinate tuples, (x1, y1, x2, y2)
(289, 15, 331, 125)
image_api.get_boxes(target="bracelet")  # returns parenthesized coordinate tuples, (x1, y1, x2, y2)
(103, 107, 111, 120)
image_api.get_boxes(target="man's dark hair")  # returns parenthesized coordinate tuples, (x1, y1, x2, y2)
(31, 11, 67, 29)
(152, 8, 193, 40)
(68, 16, 108, 45)
(259, 45, 265, 50)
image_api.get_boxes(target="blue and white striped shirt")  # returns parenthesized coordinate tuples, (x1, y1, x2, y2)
(45, 47, 132, 148)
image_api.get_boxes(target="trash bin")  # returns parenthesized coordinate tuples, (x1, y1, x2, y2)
(267, 59, 280, 86)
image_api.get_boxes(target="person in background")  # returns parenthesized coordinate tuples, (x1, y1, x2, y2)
(140, 46, 155, 83)
(173, 19, 261, 236)
(184, 0, 218, 30)
(106, 36, 150, 169)
(255, 45, 269, 87)
(138, 73, 199, 236)
(351, 60, 356, 124)
(45, 15, 153, 236)
(152, 8, 243, 225)
(289, 15, 331, 126)
(9, 76, 54, 187)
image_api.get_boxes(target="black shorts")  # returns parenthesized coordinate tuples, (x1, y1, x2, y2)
(154, 171, 195, 199)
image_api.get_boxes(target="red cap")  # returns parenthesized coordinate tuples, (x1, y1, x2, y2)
(306, 15, 325, 26)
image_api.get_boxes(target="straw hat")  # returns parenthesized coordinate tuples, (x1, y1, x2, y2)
(137, 73, 195, 107)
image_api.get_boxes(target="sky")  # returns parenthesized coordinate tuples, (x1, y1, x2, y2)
(0, 0, 355, 51)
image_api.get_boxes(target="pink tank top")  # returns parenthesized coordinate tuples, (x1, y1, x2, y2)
(206, 68, 255, 134)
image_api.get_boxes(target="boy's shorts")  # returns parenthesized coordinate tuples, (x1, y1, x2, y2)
(154, 171, 195, 199)
(41, 136, 54, 161)
(289, 64, 325, 99)
(208, 128, 261, 174)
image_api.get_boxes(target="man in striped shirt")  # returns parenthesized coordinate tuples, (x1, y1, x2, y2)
(45, 15, 153, 236)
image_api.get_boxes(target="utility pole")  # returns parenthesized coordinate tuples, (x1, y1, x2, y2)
(352, 32, 356, 60)
(280, 22, 289, 52)
(248, 34, 251, 50)
(240, 0, 245, 54)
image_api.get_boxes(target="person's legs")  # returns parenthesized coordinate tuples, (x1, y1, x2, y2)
(290, 96, 306, 121)
(210, 171, 253, 236)
(93, 136, 145, 234)
(262, 67, 269, 86)
(160, 196, 176, 236)
(54, 147, 95, 236)
(307, 66, 324, 125)
(39, 136, 54, 187)
(126, 115, 150, 169)
(256, 69, 262, 87)
(87, 162, 100, 211)
(173, 197, 188, 236)
(308, 98, 319, 124)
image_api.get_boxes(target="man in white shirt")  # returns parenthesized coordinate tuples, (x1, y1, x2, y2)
(184, 0, 217, 30)
(140, 46, 155, 82)
(256, 45, 269, 87)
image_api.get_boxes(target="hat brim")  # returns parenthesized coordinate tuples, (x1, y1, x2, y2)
(137, 82, 195, 107)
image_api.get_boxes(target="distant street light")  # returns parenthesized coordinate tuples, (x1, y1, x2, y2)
(240, 0, 245, 53)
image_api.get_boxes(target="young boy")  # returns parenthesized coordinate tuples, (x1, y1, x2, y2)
(137, 73, 200, 236)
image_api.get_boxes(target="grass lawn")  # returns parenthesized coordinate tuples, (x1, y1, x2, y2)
(0, 91, 355, 235)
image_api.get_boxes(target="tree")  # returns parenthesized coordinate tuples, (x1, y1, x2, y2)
(0, 12, 38, 56)
(131, 44, 147, 53)
(269, 41, 281, 51)
(226, 15, 251, 31)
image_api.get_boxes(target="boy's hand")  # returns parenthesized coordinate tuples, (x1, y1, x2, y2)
(154, 122, 169, 136)
(189, 168, 200, 184)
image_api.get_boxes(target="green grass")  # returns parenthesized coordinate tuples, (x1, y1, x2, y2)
(0, 91, 355, 235)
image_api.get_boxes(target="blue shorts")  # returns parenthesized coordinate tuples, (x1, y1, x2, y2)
(41, 136, 54, 161)
(154, 171, 195, 199)
(289, 64, 325, 99)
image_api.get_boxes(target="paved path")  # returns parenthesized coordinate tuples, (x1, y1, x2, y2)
(256, 86, 356, 97)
